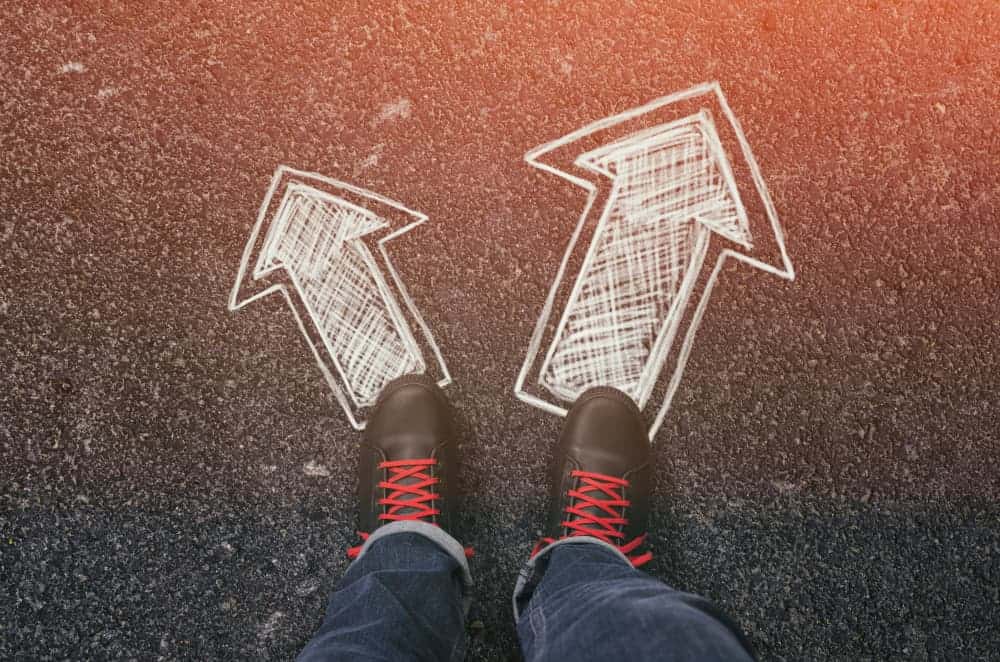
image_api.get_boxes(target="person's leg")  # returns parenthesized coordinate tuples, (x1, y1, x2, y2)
(516, 387, 753, 661)
(298, 522, 471, 662)
(514, 537, 753, 661)
(298, 374, 472, 662)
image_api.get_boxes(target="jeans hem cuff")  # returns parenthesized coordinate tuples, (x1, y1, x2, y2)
(352, 520, 473, 603)
(511, 536, 632, 620)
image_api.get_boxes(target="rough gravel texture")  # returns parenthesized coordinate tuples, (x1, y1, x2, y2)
(2, 2, 999, 660)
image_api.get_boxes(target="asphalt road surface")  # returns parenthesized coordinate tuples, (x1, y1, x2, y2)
(2, 2, 999, 660)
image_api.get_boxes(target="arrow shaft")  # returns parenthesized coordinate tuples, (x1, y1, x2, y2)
(540, 207, 704, 403)
(648, 245, 729, 437)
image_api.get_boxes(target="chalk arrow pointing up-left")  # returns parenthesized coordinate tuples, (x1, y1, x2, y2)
(229, 165, 451, 430)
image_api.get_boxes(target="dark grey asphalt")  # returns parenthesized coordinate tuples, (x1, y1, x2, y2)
(2, 2, 999, 660)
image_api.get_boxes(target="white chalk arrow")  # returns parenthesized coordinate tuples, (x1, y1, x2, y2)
(229, 166, 451, 430)
(515, 82, 795, 438)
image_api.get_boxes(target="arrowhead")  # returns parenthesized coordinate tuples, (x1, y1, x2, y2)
(575, 110, 752, 252)
(229, 166, 450, 430)
(230, 166, 421, 310)
(526, 82, 793, 281)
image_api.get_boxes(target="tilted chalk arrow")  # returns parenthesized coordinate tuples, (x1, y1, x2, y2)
(229, 165, 451, 430)
(515, 82, 795, 439)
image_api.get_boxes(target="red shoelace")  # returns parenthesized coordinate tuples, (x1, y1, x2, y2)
(348, 458, 472, 559)
(532, 469, 652, 568)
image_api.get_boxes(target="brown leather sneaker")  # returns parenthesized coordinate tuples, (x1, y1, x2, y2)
(349, 373, 460, 557)
(533, 386, 653, 567)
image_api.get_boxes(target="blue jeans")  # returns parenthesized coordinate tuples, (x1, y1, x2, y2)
(298, 521, 754, 661)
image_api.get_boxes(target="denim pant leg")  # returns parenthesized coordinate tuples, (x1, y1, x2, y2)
(513, 537, 755, 662)
(298, 521, 472, 662)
